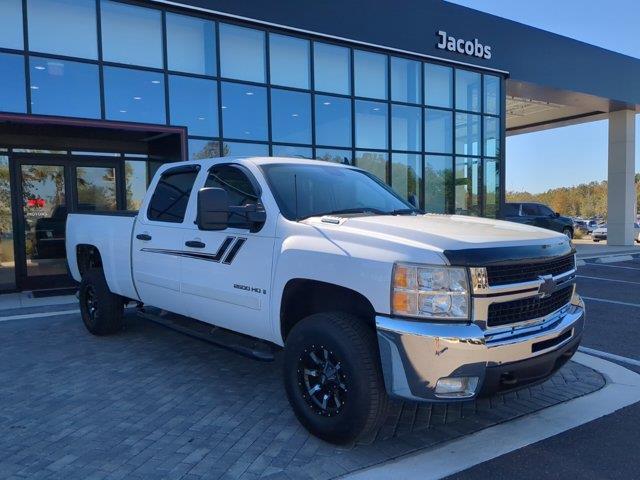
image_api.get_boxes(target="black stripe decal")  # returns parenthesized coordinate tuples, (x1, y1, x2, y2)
(211, 236, 236, 262)
(141, 236, 236, 263)
(222, 238, 247, 264)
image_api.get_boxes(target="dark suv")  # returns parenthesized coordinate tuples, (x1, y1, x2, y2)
(501, 202, 574, 238)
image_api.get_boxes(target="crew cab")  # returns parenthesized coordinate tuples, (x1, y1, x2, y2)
(66, 157, 585, 444)
(501, 202, 574, 238)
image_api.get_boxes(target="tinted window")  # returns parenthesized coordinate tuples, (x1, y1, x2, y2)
(315, 148, 352, 164)
(425, 155, 452, 214)
(222, 142, 268, 157)
(355, 100, 388, 149)
(314, 42, 350, 95)
(455, 157, 480, 216)
(425, 109, 452, 154)
(219, 24, 265, 83)
(270, 89, 311, 144)
(484, 75, 500, 115)
(0, 0, 24, 49)
(148, 167, 199, 222)
(391, 57, 421, 104)
(261, 163, 412, 221)
(314, 95, 351, 148)
(221, 82, 268, 141)
(166, 13, 216, 76)
(104, 67, 165, 124)
(272, 145, 312, 158)
(205, 165, 259, 229)
(484, 116, 500, 157)
(392, 105, 421, 152)
(169, 75, 218, 137)
(424, 64, 452, 108)
(189, 139, 222, 160)
(522, 204, 540, 216)
(28, 0, 97, 59)
(0, 53, 26, 113)
(101, 1, 163, 68)
(455, 69, 481, 112)
(455, 113, 480, 156)
(391, 153, 421, 206)
(30, 57, 100, 118)
(502, 203, 520, 216)
(538, 204, 554, 216)
(125, 160, 148, 210)
(356, 151, 387, 182)
(269, 34, 310, 89)
(354, 50, 387, 100)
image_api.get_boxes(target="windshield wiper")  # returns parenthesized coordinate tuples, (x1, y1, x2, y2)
(298, 207, 385, 220)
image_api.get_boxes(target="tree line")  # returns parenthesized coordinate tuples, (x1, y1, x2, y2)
(506, 174, 640, 218)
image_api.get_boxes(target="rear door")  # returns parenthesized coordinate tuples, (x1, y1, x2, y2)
(132, 164, 200, 314)
(180, 163, 275, 339)
(521, 203, 540, 226)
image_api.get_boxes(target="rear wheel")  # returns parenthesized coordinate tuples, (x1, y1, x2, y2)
(283, 312, 388, 444)
(79, 268, 124, 335)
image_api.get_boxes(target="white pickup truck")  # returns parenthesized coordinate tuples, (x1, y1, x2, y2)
(66, 156, 584, 443)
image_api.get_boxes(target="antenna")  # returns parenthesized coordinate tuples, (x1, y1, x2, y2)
(294, 173, 299, 221)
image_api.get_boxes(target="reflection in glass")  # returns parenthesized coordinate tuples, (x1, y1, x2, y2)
(104, 67, 165, 124)
(21, 164, 68, 277)
(391, 57, 421, 104)
(101, 0, 163, 68)
(484, 159, 500, 218)
(0, 0, 23, 49)
(269, 34, 310, 89)
(315, 148, 352, 164)
(222, 142, 269, 157)
(221, 82, 268, 141)
(219, 24, 265, 83)
(166, 13, 216, 75)
(355, 100, 388, 150)
(354, 50, 387, 100)
(455, 157, 480, 216)
(169, 76, 218, 137)
(0, 156, 15, 289)
(314, 42, 350, 94)
(424, 64, 452, 108)
(0, 53, 26, 113)
(455, 69, 481, 112)
(356, 151, 387, 182)
(392, 153, 421, 207)
(484, 75, 500, 115)
(125, 161, 148, 210)
(272, 145, 312, 158)
(425, 155, 452, 214)
(271, 89, 311, 144)
(391, 105, 421, 152)
(425, 108, 452, 154)
(484, 116, 500, 157)
(30, 57, 100, 118)
(314, 95, 351, 148)
(189, 139, 222, 160)
(76, 167, 117, 211)
(455, 113, 480, 156)
(28, 0, 97, 59)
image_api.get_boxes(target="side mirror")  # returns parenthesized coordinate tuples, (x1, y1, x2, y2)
(197, 187, 229, 230)
(553, 212, 560, 218)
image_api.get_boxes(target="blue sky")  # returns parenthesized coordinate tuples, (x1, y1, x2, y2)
(450, 0, 640, 193)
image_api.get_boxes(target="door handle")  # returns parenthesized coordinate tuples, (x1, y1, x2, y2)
(185, 240, 206, 248)
(136, 233, 152, 241)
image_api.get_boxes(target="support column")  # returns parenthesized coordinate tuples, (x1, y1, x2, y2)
(607, 110, 636, 246)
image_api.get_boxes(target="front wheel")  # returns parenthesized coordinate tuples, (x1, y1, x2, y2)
(283, 312, 388, 444)
(79, 268, 124, 335)
(562, 227, 573, 239)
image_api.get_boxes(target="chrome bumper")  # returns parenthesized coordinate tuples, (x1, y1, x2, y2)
(376, 297, 585, 402)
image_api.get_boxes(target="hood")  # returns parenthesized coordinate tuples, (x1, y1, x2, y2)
(305, 214, 568, 255)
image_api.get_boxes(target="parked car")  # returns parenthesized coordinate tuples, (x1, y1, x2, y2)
(501, 202, 575, 238)
(585, 220, 599, 234)
(573, 219, 589, 235)
(66, 157, 584, 444)
(592, 223, 640, 242)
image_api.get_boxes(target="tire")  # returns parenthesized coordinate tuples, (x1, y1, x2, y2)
(562, 227, 573, 239)
(79, 268, 124, 336)
(283, 312, 388, 444)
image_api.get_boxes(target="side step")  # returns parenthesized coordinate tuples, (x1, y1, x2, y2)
(137, 307, 276, 362)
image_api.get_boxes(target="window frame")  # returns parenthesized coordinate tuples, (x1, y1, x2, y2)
(146, 164, 200, 224)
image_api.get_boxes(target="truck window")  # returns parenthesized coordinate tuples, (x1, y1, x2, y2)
(147, 166, 199, 223)
(522, 204, 540, 216)
(205, 165, 259, 229)
(502, 203, 520, 216)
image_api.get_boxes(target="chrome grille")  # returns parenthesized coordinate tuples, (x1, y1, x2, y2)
(486, 254, 575, 286)
(487, 286, 573, 327)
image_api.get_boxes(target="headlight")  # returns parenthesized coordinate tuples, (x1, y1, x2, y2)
(392, 263, 470, 320)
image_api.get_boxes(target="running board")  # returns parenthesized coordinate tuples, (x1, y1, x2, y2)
(137, 307, 276, 362)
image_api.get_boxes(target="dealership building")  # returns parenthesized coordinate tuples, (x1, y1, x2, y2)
(0, 0, 639, 293)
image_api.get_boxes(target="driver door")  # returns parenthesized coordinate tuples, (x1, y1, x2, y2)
(180, 163, 275, 339)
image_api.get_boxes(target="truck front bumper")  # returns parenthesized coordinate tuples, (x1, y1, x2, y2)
(376, 301, 585, 402)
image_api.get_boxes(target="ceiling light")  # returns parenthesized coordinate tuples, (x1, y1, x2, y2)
(221, 105, 227, 109)
(119, 109, 127, 113)
(151, 80, 160, 84)
(197, 116, 205, 120)
(30, 85, 39, 90)
(373, 107, 380, 111)
(34, 66, 45, 70)
(133, 96, 142, 100)
(323, 101, 331, 105)
(291, 113, 299, 117)
(245, 91, 254, 96)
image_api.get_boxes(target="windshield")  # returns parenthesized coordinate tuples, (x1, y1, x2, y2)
(260, 163, 417, 220)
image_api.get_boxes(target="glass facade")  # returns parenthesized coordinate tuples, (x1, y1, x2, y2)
(0, 0, 503, 220)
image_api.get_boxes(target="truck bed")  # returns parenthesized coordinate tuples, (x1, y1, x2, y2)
(66, 212, 139, 301)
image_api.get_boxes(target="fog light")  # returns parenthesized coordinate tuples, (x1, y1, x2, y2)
(435, 376, 479, 398)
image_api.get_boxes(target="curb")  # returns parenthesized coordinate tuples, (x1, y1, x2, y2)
(576, 252, 640, 266)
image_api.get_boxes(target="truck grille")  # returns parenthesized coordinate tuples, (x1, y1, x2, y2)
(486, 254, 575, 286)
(487, 286, 573, 327)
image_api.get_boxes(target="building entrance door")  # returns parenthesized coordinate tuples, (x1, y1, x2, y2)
(11, 155, 124, 291)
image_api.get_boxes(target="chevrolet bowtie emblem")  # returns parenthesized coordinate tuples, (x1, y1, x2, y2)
(537, 274, 556, 299)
